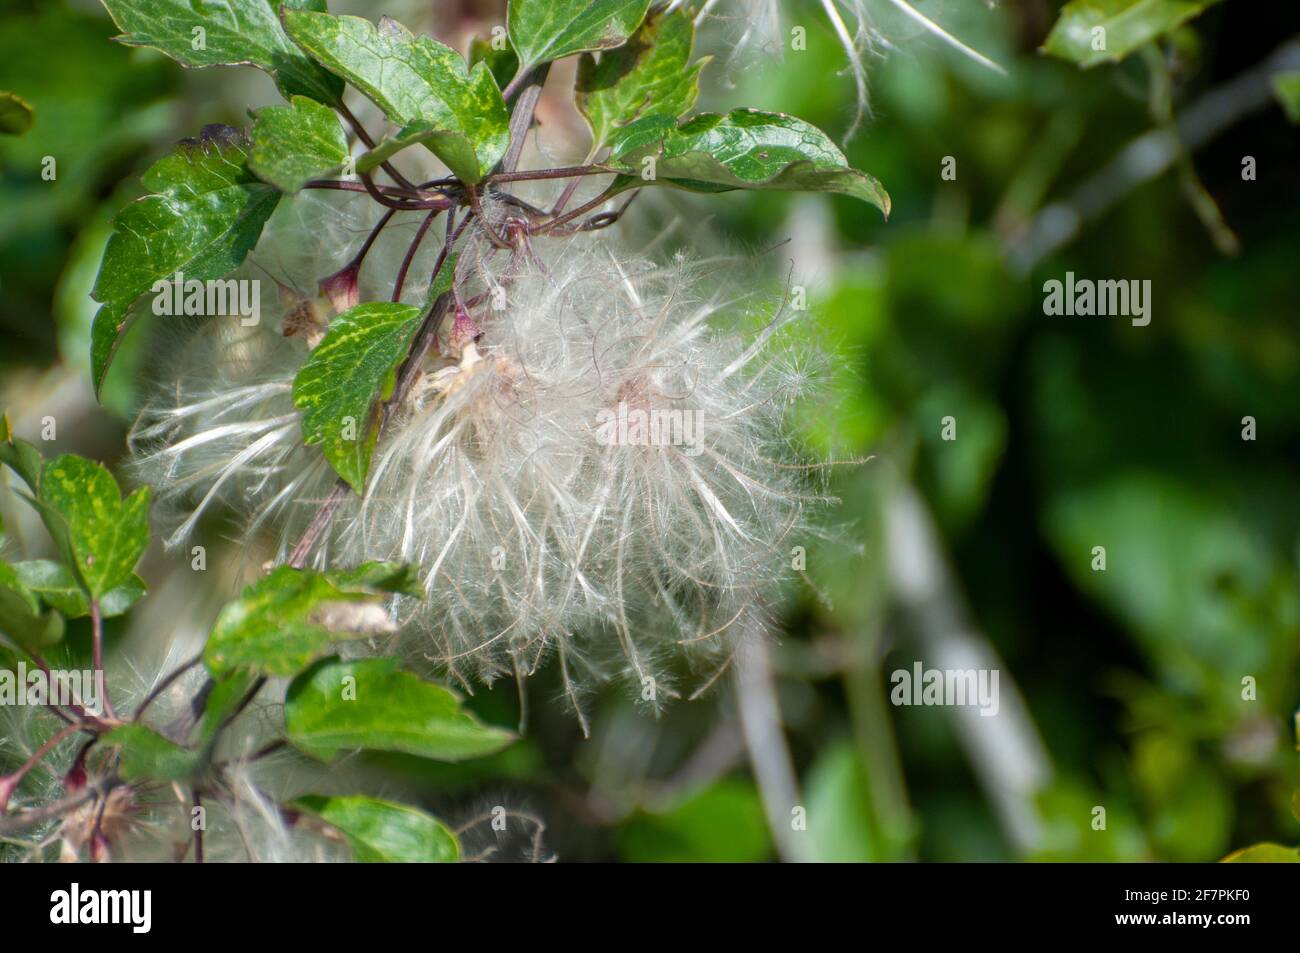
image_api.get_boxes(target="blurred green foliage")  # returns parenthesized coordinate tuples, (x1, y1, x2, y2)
(1, 0, 1298, 862)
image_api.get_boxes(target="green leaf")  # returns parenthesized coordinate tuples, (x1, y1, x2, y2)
(508, 0, 652, 70)
(37, 455, 150, 601)
(285, 657, 513, 763)
(194, 672, 259, 748)
(0, 414, 44, 494)
(1221, 843, 1300, 863)
(353, 120, 479, 178)
(102, 724, 200, 782)
(12, 560, 145, 619)
(0, 561, 64, 653)
(281, 11, 508, 183)
(0, 91, 34, 136)
(1041, 0, 1224, 68)
(425, 251, 460, 309)
(803, 741, 883, 862)
(203, 563, 414, 677)
(468, 35, 519, 91)
(576, 8, 707, 150)
(294, 794, 459, 862)
(90, 126, 280, 397)
(1273, 72, 1300, 124)
(99, 0, 342, 104)
(604, 109, 890, 215)
(619, 779, 771, 862)
(326, 562, 422, 596)
(292, 300, 423, 494)
(248, 94, 348, 192)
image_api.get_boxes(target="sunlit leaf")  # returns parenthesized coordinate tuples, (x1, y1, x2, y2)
(576, 7, 707, 150)
(604, 109, 890, 215)
(508, 0, 652, 71)
(294, 794, 459, 862)
(282, 11, 508, 182)
(90, 125, 279, 397)
(1042, 0, 1225, 68)
(99, 0, 342, 103)
(248, 94, 348, 192)
(37, 455, 150, 601)
(12, 560, 145, 618)
(1221, 843, 1300, 863)
(103, 724, 200, 782)
(285, 657, 513, 762)
(292, 301, 423, 494)
(203, 563, 417, 677)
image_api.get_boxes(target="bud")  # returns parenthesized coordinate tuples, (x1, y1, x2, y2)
(63, 761, 87, 794)
(448, 305, 482, 354)
(318, 263, 361, 315)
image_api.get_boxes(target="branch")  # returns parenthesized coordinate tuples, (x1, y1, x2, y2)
(734, 614, 807, 863)
(881, 476, 1051, 855)
(499, 65, 550, 175)
(1008, 38, 1300, 274)
(0, 722, 85, 813)
(391, 208, 442, 301)
(89, 600, 115, 719)
(0, 782, 102, 836)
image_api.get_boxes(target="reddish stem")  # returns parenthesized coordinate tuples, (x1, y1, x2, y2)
(0, 722, 83, 813)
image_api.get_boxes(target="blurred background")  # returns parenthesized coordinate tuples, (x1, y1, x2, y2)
(1, 0, 1298, 861)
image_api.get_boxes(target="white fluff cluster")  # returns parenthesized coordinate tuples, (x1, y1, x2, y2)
(130, 226, 831, 716)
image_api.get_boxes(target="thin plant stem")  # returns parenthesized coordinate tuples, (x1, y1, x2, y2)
(89, 601, 115, 720)
(392, 208, 442, 301)
(338, 101, 419, 192)
(0, 722, 84, 812)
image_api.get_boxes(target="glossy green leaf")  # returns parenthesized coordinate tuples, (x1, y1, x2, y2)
(294, 794, 459, 862)
(285, 657, 513, 763)
(248, 94, 348, 192)
(576, 8, 707, 150)
(90, 126, 280, 397)
(37, 455, 150, 601)
(12, 560, 145, 619)
(292, 301, 422, 494)
(1041, 0, 1224, 68)
(1221, 843, 1300, 863)
(508, 0, 652, 70)
(98, 0, 342, 104)
(1273, 72, 1300, 124)
(0, 561, 64, 653)
(282, 11, 508, 182)
(604, 109, 890, 215)
(0, 91, 34, 136)
(103, 724, 200, 782)
(203, 563, 415, 677)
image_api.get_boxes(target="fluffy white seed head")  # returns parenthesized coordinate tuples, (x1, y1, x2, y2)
(130, 223, 833, 715)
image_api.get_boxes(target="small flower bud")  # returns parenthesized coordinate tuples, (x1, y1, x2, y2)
(319, 263, 361, 314)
